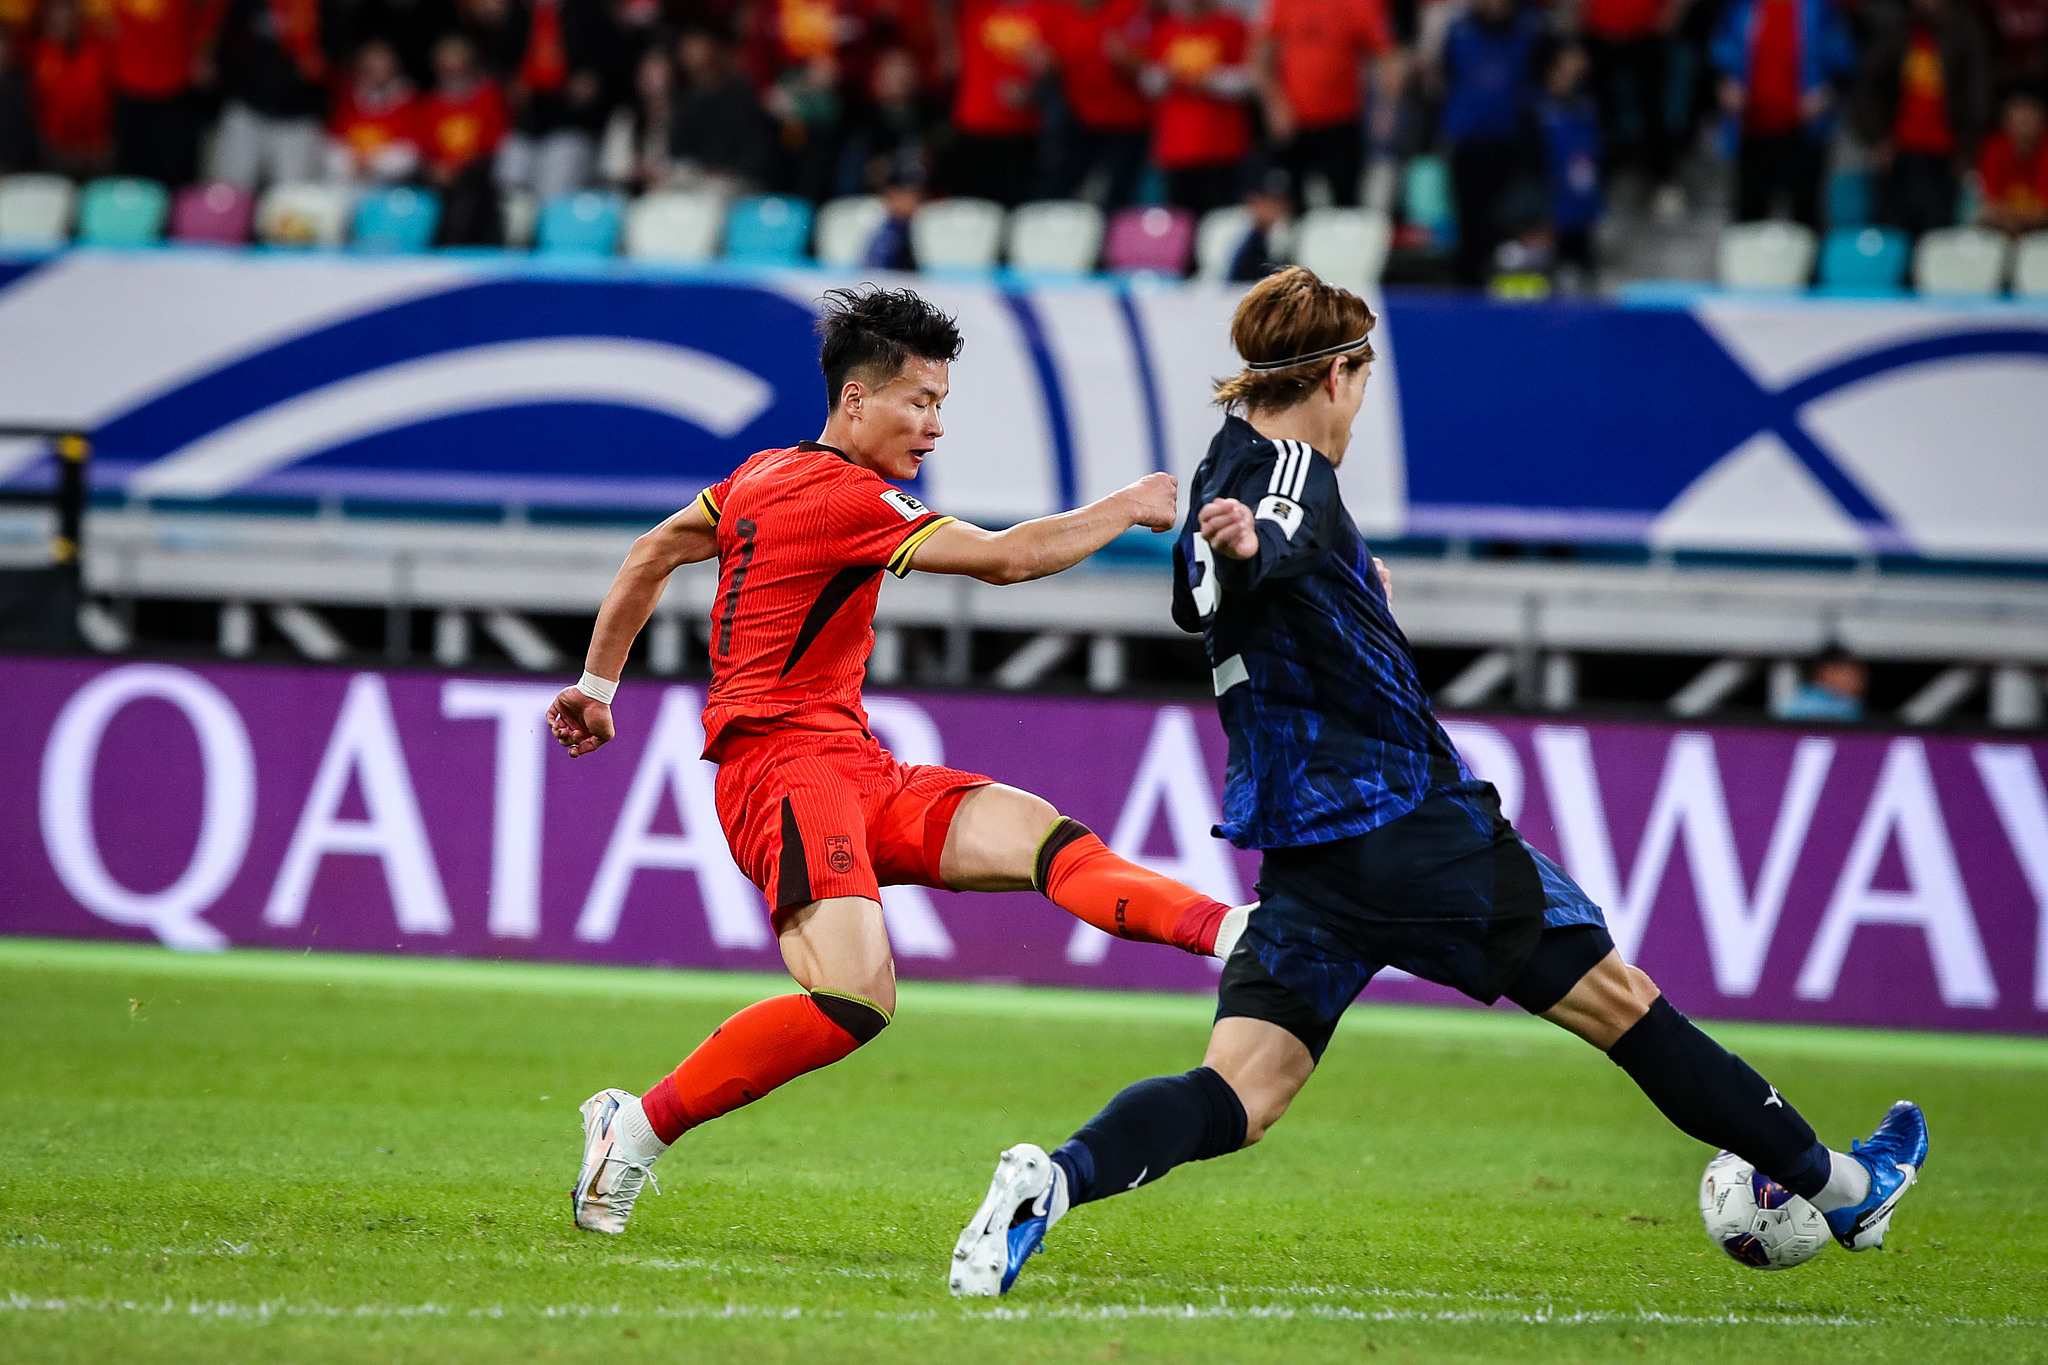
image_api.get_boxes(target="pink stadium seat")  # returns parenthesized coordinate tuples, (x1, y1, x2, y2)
(1103, 206, 1195, 275)
(170, 182, 256, 245)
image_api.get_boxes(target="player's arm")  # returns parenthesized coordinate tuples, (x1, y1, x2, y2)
(547, 501, 716, 757)
(1201, 496, 1394, 600)
(904, 472, 1178, 585)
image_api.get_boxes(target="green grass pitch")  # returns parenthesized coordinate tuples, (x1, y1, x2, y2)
(2, 938, 2044, 1363)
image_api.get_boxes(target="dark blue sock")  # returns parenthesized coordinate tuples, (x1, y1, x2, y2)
(1608, 997, 1832, 1198)
(1049, 1066, 1248, 1206)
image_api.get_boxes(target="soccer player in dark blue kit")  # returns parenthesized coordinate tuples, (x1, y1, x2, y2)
(948, 266, 1929, 1296)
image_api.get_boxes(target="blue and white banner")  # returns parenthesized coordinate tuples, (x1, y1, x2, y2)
(0, 251, 2041, 561)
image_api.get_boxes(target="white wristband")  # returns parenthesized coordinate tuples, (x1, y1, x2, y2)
(575, 671, 618, 705)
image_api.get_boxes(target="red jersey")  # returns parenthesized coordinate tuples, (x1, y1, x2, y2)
(331, 83, 421, 162)
(110, 0, 217, 98)
(32, 36, 113, 157)
(419, 80, 508, 173)
(1258, 0, 1391, 131)
(1980, 129, 2048, 217)
(953, 0, 1050, 137)
(1745, 0, 1802, 134)
(1044, 0, 1152, 133)
(1149, 10, 1251, 170)
(693, 442, 953, 758)
(1891, 29, 1954, 156)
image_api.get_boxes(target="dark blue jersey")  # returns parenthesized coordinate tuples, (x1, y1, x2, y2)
(1172, 415, 1469, 850)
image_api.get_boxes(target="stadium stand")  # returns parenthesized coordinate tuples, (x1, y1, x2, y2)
(1294, 208, 1392, 290)
(1818, 226, 1910, 293)
(76, 179, 168, 248)
(1195, 206, 1254, 282)
(723, 195, 814, 266)
(537, 192, 624, 257)
(1913, 227, 2012, 296)
(814, 196, 888, 270)
(624, 190, 725, 264)
(1006, 200, 1105, 276)
(1402, 156, 1456, 245)
(0, 173, 74, 245)
(910, 197, 1004, 272)
(351, 187, 441, 255)
(1718, 221, 1818, 291)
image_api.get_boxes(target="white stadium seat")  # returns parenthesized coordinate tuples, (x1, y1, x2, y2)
(502, 188, 539, 249)
(2016, 230, 2048, 298)
(624, 190, 725, 262)
(256, 182, 351, 248)
(1913, 226, 2010, 296)
(815, 195, 888, 269)
(1293, 207, 1391, 289)
(0, 173, 77, 245)
(1006, 200, 1103, 275)
(910, 197, 1006, 272)
(1717, 220, 1816, 290)
(1195, 206, 1252, 281)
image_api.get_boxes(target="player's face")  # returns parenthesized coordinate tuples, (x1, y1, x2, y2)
(856, 358, 949, 481)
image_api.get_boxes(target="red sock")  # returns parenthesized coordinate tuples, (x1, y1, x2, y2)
(1036, 820, 1228, 956)
(640, 994, 872, 1143)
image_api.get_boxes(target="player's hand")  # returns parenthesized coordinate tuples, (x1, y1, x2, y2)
(547, 687, 615, 758)
(1374, 555, 1393, 603)
(1119, 472, 1179, 532)
(1198, 497, 1258, 560)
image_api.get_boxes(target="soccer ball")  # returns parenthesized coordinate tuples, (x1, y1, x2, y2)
(1698, 1150, 1828, 1270)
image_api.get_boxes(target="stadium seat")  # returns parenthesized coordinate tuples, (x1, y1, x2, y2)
(170, 182, 255, 244)
(2016, 231, 2048, 297)
(1007, 200, 1103, 275)
(623, 189, 724, 262)
(1717, 220, 1816, 290)
(724, 194, 814, 265)
(537, 191, 624, 256)
(351, 186, 441, 253)
(1402, 154, 1455, 241)
(76, 177, 168, 246)
(1195, 206, 1253, 281)
(0, 173, 76, 245)
(910, 197, 1005, 271)
(1825, 170, 1872, 228)
(1912, 226, 2009, 296)
(1103, 205, 1194, 275)
(1817, 226, 1908, 293)
(814, 195, 887, 269)
(502, 188, 539, 249)
(256, 182, 352, 248)
(1294, 207, 1391, 289)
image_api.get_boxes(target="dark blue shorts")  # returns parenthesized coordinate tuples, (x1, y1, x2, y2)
(1216, 782, 1611, 1059)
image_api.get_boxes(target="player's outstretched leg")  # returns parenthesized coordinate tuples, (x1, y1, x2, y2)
(1512, 928, 1928, 1251)
(940, 785, 1244, 957)
(572, 896, 894, 1235)
(951, 1017, 1305, 1295)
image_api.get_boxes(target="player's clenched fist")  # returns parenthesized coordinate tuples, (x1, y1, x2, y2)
(1118, 472, 1179, 531)
(547, 687, 615, 758)
(1197, 497, 1258, 560)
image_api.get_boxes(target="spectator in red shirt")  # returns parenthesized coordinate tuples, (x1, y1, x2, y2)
(947, 0, 1053, 205)
(1041, 0, 1155, 208)
(497, 0, 617, 203)
(1255, 0, 1398, 210)
(1977, 85, 2048, 230)
(325, 37, 420, 184)
(109, 0, 219, 186)
(1142, 0, 1252, 214)
(419, 32, 508, 243)
(1580, 0, 1691, 209)
(29, 0, 112, 179)
(1712, 0, 1856, 227)
(1852, 0, 1992, 237)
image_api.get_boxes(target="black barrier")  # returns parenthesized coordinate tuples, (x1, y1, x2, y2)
(0, 428, 90, 650)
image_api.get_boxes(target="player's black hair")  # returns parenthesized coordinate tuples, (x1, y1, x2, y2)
(816, 285, 963, 409)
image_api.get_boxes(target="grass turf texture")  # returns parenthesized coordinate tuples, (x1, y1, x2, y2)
(2, 939, 2044, 1364)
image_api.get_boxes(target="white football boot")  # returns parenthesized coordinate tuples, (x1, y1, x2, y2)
(951, 1143, 1066, 1296)
(570, 1088, 662, 1234)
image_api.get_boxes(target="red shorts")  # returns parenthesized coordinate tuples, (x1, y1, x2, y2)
(714, 728, 992, 914)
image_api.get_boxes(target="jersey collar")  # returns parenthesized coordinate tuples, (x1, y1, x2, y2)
(798, 440, 855, 463)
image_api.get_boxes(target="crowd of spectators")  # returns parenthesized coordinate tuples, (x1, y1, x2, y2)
(0, 0, 2039, 283)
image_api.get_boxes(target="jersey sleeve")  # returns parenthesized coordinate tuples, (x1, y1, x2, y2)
(692, 473, 734, 527)
(1213, 439, 1336, 591)
(832, 477, 956, 578)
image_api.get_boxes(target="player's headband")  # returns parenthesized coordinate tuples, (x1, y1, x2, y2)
(1244, 334, 1375, 372)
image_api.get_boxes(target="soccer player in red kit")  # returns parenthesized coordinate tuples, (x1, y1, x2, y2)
(546, 285, 1248, 1235)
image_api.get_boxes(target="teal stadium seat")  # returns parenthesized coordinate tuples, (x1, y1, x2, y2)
(352, 186, 441, 253)
(77, 177, 168, 246)
(1825, 170, 1871, 228)
(724, 195, 814, 264)
(1818, 226, 1908, 293)
(536, 191, 624, 256)
(1403, 155, 1455, 244)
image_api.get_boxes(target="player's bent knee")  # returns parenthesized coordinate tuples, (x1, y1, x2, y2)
(810, 989, 891, 1047)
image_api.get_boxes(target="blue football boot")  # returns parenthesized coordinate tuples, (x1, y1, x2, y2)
(1826, 1100, 1928, 1251)
(950, 1144, 1066, 1296)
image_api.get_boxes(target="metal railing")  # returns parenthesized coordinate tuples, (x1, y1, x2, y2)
(0, 426, 91, 567)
